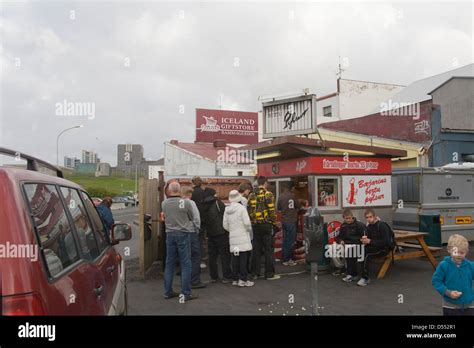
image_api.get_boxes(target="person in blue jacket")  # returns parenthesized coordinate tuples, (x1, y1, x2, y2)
(432, 234, 474, 316)
(97, 197, 114, 243)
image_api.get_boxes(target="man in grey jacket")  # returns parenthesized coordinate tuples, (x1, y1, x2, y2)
(162, 181, 199, 301)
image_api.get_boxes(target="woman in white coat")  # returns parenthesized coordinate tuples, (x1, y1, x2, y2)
(223, 190, 255, 287)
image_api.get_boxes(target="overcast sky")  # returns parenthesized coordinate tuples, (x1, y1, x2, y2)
(1, 0, 472, 166)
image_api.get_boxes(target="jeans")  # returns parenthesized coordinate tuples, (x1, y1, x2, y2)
(208, 234, 232, 280)
(282, 222, 297, 262)
(190, 232, 202, 285)
(232, 251, 249, 281)
(164, 231, 192, 297)
(252, 223, 275, 278)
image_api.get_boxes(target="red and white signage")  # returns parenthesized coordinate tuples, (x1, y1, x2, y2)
(342, 175, 392, 207)
(258, 156, 392, 177)
(195, 108, 258, 144)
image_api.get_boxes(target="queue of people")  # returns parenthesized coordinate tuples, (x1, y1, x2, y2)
(161, 175, 288, 301)
(160, 175, 405, 302)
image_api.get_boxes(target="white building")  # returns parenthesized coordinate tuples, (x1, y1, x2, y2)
(164, 140, 256, 177)
(316, 78, 405, 124)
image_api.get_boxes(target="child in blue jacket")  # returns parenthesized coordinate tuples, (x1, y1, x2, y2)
(432, 234, 474, 316)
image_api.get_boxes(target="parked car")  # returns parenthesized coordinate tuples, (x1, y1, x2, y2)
(0, 147, 132, 315)
(92, 197, 103, 207)
(112, 196, 134, 207)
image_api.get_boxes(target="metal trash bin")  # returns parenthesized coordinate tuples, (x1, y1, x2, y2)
(419, 213, 442, 247)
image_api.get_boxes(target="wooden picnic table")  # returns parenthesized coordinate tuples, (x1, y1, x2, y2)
(377, 230, 442, 279)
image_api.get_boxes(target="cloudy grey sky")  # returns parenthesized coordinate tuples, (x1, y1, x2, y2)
(1, 0, 472, 166)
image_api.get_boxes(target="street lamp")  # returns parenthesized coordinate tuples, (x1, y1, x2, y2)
(56, 125, 84, 166)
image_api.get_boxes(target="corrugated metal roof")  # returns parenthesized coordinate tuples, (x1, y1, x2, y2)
(373, 64, 474, 113)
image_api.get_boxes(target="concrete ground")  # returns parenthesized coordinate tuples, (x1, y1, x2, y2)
(126, 253, 450, 316)
(115, 206, 462, 316)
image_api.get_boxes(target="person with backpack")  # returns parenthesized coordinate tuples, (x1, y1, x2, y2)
(202, 188, 233, 283)
(357, 208, 394, 287)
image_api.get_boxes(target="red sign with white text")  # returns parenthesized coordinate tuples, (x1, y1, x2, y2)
(196, 108, 258, 144)
(258, 156, 392, 177)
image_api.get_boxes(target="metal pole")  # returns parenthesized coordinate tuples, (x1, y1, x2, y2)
(56, 125, 83, 166)
(310, 262, 319, 316)
(134, 164, 138, 205)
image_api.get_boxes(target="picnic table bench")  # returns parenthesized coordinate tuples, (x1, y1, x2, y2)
(376, 230, 443, 279)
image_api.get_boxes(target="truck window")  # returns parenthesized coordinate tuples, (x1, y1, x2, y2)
(23, 183, 80, 277)
(80, 191, 108, 252)
(60, 187, 101, 260)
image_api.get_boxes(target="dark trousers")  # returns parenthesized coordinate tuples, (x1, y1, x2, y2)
(252, 223, 275, 278)
(232, 251, 249, 281)
(359, 245, 387, 279)
(208, 234, 232, 280)
(443, 307, 474, 316)
(190, 232, 201, 285)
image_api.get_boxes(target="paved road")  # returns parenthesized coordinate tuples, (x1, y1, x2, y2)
(111, 206, 139, 260)
(126, 252, 450, 316)
(117, 205, 457, 315)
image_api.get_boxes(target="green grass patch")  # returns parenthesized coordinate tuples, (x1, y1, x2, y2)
(64, 174, 137, 198)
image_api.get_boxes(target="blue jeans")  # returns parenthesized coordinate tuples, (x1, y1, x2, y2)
(190, 232, 202, 285)
(282, 222, 297, 262)
(164, 231, 192, 297)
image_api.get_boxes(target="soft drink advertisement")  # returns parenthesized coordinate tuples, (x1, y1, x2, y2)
(342, 175, 392, 207)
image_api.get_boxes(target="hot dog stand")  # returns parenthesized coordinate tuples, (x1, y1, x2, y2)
(250, 135, 407, 228)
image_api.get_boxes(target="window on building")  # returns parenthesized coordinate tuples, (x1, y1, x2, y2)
(323, 105, 332, 117)
(317, 178, 339, 207)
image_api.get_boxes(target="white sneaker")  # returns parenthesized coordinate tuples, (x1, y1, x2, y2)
(200, 263, 207, 269)
(232, 281, 238, 286)
(357, 277, 370, 287)
(342, 275, 355, 283)
(238, 280, 254, 287)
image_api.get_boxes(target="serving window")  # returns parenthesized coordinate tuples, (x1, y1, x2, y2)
(316, 177, 340, 209)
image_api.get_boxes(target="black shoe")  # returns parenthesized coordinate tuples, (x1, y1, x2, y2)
(332, 268, 346, 276)
(210, 278, 219, 283)
(221, 278, 233, 284)
(164, 292, 179, 299)
(184, 294, 199, 301)
(191, 282, 207, 289)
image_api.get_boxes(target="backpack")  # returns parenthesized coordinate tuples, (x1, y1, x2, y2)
(377, 221, 399, 265)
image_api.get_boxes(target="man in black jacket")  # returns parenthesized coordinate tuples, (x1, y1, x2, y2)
(337, 209, 366, 282)
(202, 188, 233, 283)
(191, 176, 207, 268)
(357, 208, 393, 287)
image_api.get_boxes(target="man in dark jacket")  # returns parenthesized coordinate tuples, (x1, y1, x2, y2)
(191, 176, 207, 267)
(357, 208, 393, 287)
(337, 209, 366, 281)
(277, 182, 300, 267)
(202, 188, 233, 283)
